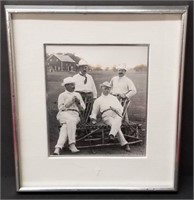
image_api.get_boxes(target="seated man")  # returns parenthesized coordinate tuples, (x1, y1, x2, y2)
(90, 81, 131, 152)
(53, 77, 86, 155)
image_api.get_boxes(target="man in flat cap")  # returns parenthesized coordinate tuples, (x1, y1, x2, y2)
(90, 81, 131, 152)
(110, 64, 136, 100)
(73, 59, 97, 101)
(53, 77, 86, 155)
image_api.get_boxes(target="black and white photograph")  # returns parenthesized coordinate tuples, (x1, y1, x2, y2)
(45, 44, 148, 156)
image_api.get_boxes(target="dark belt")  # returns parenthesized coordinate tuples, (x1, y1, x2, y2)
(101, 108, 122, 118)
(101, 108, 111, 116)
(112, 90, 132, 97)
(62, 109, 79, 113)
(76, 91, 93, 95)
(112, 94, 120, 97)
(111, 94, 128, 100)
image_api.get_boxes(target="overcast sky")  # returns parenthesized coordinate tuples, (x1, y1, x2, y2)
(46, 45, 148, 69)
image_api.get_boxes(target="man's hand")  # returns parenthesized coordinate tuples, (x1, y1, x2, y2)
(73, 96, 81, 104)
(72, 96, 76, 103)
(120, 93, 127, 98)
(91, 118, 97, 124)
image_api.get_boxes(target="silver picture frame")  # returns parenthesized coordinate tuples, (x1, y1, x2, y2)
(5, 5, 188, 192)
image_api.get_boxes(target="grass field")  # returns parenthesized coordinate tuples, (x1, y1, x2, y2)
(46, 70, 147, 155)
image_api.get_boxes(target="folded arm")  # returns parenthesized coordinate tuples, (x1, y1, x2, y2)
(126, 79, 137, 99)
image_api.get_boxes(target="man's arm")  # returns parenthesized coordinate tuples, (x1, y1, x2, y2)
(109, 77, 114, 94)
(114, 97, 124, 114)
(90, 76, 97, 98)
(58, 93, 69, 111)
(126, 78, 137, 99)
(72, 74, 80, 92)
(75, 93, 86, 111)
(58, 93, 75, 111)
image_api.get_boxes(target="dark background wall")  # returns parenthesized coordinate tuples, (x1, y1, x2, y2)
(1, 0, 193, 199)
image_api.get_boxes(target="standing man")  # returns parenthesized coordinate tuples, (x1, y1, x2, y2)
(73, 59, 97, 101)
(90, 81, 131, 152)
(53, 77, 86, 155)
(110, 64, 137, 122)
(73, 59, 97, 122)
(110, 64, 137, 100)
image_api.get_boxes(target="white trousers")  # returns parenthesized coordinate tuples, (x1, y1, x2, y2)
(103, 115, 128, 146)
(55, 112, 80, 149)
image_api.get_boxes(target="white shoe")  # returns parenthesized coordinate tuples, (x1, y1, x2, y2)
(122, 144, 131, 152)
(53, 147, 60, 155)
(69, 144, 80, 153)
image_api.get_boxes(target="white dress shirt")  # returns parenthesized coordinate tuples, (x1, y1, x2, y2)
(90, 94, 123, 120)
(56, 90, 85, 123)
(90, 94, 128, 146)
(110, 76, 137, 99)
(73, 73, 97, 98)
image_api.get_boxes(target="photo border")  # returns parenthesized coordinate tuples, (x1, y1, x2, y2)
(44, 43, 149, 157)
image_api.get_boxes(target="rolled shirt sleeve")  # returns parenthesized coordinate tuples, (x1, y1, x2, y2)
(113, 96, 124, 115)
(76, 92, 86, 110)
(58, 91, 86, 111)
(58, 93, 64, 110)
(57, 93, 72, 111)
(126, 79, 137, 99)
(90, 76, 97, 98)
(110, 76, 137, 99)
(90, 95, 124, 119)
(109, 77, 114, 94)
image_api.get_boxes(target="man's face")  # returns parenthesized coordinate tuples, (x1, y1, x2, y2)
(118, 69, 126, 77)
(79, 65, 88, 75)
(65, 83, 75, 92)
(101, 86, 110, 96)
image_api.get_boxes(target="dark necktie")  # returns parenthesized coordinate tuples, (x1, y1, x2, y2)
(79, 73, 87, 84)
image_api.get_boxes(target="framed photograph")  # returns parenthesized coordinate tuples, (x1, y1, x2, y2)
(5, 5, 188, 191)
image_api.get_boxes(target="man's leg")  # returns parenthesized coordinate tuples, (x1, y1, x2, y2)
(66, 118, 79, 145)
(104, 116, 130, 151)
(117, 129, 128, 146)
(116, 126, 131, 151)
(66, 117, 80, 153)
(54, 124, 68, 154)
(104, 116, 122, 137)
(107, 116, 128, 145)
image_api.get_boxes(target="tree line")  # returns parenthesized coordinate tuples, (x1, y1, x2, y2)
(46, 53, 147, 72)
